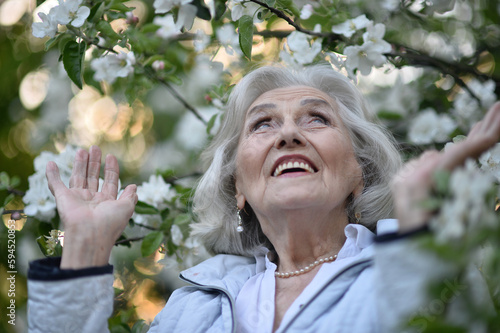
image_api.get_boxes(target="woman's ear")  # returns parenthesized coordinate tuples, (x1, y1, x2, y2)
(235, 178, 246, 210)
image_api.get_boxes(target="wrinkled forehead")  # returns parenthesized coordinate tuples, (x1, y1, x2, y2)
(245, 85, 339, 117)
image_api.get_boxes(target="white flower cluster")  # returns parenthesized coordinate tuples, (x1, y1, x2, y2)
(32, 0, 90, 39)
(153, 0, 197, 30)
(452, 79, 497, 129)
(281, 26, 322, 67)
(44, 229, 65, 255)
(329, 15, 392, 76)
(160, 225, 210, 271)
(479, 143, 500, 182)
(23, 145, 78, 222)
(133, 175, 177, 226)
(216, 24, 242, 56)
(90, 51, 136, 84)
(430, 160, 497, 243)
(408, 108, 456, 145)
(229, 0, 263, 22)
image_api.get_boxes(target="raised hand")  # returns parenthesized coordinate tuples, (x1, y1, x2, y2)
(45, 146, 138, 269)
(392, 102, 500, 232)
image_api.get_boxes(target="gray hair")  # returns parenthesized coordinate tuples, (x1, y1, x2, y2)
(191, 64, 402, 257)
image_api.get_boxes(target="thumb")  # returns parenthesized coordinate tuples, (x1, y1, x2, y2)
(118, 184, 138, 215)
(46, 161, 67, 198)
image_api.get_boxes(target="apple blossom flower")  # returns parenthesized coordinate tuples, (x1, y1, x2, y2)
(53, 0, 90, 27)
(32, 9, 59, 39)
(152, 60, 165, 71)
(23, 172, 57, 222)
(193, 30, 211, 52)
(479, 143, 500, 182)
(300, 4, 313, 20)
(216, 24, 241, 56)
(453, 79, 497, 128)
(90, 51, 136, 84)
(362, 22, 392, 54)
(344, 41, 387, 76)
(408, 108, 457, 144)
(332, 14, 370, 38)
(154, 14, 181, 39)
(171, 224, 184, 246)
(229, 0, 263, 22)
(153, 0, 196, 30)
(284, 31, 322, 65)
(154, 0, 193, 13)
(136, 174, 176, 210)
(431, 160, 496, 242)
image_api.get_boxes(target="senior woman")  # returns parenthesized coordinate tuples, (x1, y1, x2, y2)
(28, 65, 500, 333)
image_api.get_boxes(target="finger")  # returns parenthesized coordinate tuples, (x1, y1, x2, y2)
(118, 184, 138, 214)
(86, 146, 102, 192)
(46, 161, 67, 198)
(101, 154, 119, 199)
(69, 149, 89, 189)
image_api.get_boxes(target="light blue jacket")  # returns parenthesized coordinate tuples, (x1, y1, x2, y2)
(28, 220, 491, 333)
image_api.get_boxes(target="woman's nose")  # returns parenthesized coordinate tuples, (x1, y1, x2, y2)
(274, 121, 306, 149)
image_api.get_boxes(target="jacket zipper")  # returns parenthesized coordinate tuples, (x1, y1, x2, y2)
(179, 275, 237, 333)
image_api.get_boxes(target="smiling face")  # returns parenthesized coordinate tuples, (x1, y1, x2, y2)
(234, 86, 364, 224)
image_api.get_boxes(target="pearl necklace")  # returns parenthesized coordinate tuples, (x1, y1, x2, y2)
(274, 254, 338, 278)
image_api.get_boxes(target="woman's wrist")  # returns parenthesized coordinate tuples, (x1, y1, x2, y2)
(60, 229, 113, 269)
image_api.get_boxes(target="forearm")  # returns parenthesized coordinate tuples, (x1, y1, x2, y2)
(28, 257, 114, 333)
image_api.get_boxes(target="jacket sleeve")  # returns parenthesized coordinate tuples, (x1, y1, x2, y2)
(28, 257, 115, 333)
(373, 228, 493, 333)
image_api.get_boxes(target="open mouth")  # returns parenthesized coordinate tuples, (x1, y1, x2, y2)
(272, 159, 317, 177)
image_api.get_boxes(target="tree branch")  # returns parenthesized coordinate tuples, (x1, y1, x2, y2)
(115, 236, 145, 245)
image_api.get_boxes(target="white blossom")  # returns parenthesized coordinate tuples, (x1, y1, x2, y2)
(53, 0, 90, 27)
(153, 15, 181, 39)
(90, 51, 136, 84)
(136, 174, 176, 210)
(216, 24, 241, 56)
(431, 161, 496, 242)
(153, 0, 196, 29)
(171, 224, 184, 246)
(479, 143, 500, 182)
(229, 0, 262, 22)
(332, 14, 370, 38)
(408, 108, 456, 144)
(193, 30, 211, 52)
(32, 9, 59, 38)
(453, 79, 497, 128)
(23, 172, 57, 222)
(153, 0, 193, 13)
(382, 0, 400, 11)
(176, 4, 197, 30)
(362, 22, 392, 54)
(300, 4, 313, 20)
(344, 41, 387, 76)
(284, 31, 322, 65)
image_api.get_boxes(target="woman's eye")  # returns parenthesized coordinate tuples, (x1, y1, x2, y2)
(310, 114, 328, 125)
(252, 119, 272, 131)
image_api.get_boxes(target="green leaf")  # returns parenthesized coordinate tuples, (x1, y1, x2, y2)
(173, 213, 191, 226)
(3, 193, 14, 207)
(134, 201, 159, 215)
(110, 0, 134, 12)
(432, 170, 450, 194)
(44, 35, 61, 51)
(88, 2, 105, 22)
(192, 0, 211, 20)
(62, 40, 86, 89)
(206, 113, 218, 135)
(238, 15, 254, 60)
(141, 231, 164, 257)
(377, 111, 403, 120)
(97, 20, 121, 42)
(131, 320, 149, 333)
(214, 0, 227, 20)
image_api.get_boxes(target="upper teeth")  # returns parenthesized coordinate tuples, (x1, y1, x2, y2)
(273, 161, 315, 177)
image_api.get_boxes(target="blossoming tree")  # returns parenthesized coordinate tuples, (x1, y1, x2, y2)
(0, 0, 499, 331)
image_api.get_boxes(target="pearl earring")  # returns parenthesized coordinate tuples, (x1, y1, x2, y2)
(236, 208, 244, 232)
(354, 212, 361, 224)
